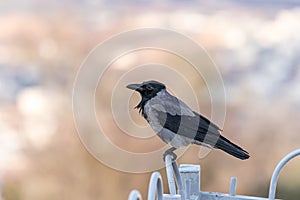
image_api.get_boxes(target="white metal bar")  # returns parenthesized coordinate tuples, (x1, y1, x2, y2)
(230, 177, 237, 196)
(148, 172, 163, 200)
(185, 179, 191, 199)
(268, 149, 300, 200)
(199, 192, 269, 200)
(163, 194, 181, 199)
(165, 155, 176, 195)
(172, 161, 185, 200)
(128, 190, 143, 200)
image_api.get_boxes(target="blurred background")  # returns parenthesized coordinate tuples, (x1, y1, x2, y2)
(1, 0, 300, 199)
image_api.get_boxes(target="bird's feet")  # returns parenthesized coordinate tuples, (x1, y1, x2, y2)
(163, 147, 177, 162)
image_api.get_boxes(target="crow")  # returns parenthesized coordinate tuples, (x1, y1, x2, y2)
(127, 80, 249, 161)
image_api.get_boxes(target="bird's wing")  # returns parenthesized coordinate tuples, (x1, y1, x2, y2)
(149, 95, 222, 147)
(155, 111, 221, 146)
(148, 92, 195, 116)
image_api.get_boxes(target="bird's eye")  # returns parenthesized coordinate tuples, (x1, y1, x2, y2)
(146, 85, 153, 90)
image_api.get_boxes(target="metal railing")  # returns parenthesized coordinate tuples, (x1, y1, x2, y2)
(148, 172, 163, 200)
(268, 149, 300, 200)
(128, 190, 143, 200)
(165, 155, 185, 199)
(128, 149, 300, 200)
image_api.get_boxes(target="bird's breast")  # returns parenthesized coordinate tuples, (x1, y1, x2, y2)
(143, 101, 164, 132)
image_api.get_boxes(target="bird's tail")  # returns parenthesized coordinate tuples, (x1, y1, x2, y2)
(215, 135, 250, 160)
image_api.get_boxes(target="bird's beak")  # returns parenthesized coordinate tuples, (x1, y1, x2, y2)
(126, 83, 142, 91)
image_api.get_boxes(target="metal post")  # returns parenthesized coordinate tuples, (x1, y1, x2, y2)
(179, 164, 200, 200)
(268, 149, 300, 200)
(165, 155, 185, 199)
(230, 177, 237, 196)
(172, 161, 185, 200)
(128, 190, 143, 200)
(166, 155, 177, 195)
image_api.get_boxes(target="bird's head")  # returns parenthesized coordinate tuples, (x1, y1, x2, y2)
(126, 80, 166, 99)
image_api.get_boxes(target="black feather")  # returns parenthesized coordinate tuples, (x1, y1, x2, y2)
(156, 111, 250, 160)
(215, 135, 250, 160)
(156, 111, 220, 144)
(135, 96, 149, 119)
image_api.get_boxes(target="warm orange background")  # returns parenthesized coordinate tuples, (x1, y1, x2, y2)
(1, 1, 300, 199)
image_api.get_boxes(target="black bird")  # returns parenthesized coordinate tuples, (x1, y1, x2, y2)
(127, 80, 250, 161)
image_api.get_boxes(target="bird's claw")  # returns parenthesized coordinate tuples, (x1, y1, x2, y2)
(163, 151, 177, 162)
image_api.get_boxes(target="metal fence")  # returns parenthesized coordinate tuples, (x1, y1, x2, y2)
(128, 149, 300, 200)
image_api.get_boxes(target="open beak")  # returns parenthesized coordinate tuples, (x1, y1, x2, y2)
(126, 83, 142, 91)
